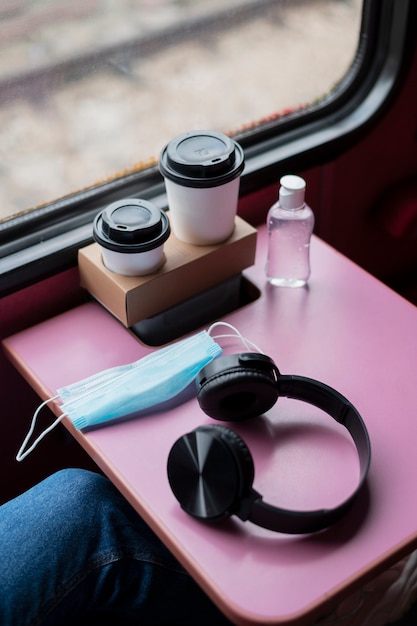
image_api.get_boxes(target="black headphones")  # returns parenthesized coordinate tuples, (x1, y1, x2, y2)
(167, 353, 371, 534)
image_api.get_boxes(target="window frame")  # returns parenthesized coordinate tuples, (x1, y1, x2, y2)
(0, 0, 414, 296)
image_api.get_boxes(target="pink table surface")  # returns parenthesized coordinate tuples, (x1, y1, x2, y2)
(4, 225, 417, 625)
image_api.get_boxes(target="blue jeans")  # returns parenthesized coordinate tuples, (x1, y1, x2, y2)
(0, 469, 232, 625)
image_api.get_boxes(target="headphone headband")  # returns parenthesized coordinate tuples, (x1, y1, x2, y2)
(167, 353, 371, 534)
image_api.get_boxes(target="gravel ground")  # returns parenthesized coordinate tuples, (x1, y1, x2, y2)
(0, 0, 362, 220)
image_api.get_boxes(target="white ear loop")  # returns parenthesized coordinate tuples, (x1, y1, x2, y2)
(16, 396, 65, 462)
(207, 321, 264, 353)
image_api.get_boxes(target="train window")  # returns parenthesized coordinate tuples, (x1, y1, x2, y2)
(0, 0, 413, 294)
(0, 0, 362, 223)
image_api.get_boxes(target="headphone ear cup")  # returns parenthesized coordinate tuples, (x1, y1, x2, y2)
(167, 424, 254, 522)
(197, 366, 279, 421)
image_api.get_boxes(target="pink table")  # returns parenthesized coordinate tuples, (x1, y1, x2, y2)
(4, 225, 417, 625)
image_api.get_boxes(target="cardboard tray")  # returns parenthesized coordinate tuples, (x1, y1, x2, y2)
(78, 214, 257, 327)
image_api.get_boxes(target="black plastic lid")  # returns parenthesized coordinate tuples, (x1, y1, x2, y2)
(159, 130, 245, 188)
(93, 199, 170, 253)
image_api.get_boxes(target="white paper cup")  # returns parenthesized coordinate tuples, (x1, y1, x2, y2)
(159, 130, 245, 245)
(93, 199, 170, 276)
(100, 245, 166, 277)
(163, 176, 241, 245)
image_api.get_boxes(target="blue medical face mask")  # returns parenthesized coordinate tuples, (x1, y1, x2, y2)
(59, 330, 222, 429)
(16, 322, 261, 461)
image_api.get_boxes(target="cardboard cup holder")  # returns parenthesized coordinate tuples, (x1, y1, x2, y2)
(78, 214, 258, 336)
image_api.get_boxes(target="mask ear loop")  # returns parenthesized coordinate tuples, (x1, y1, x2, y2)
(208, 321, 264, 354)
(16, 396, 65, 462)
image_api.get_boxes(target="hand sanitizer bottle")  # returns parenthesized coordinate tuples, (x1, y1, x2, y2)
(265, 175, 314, 287)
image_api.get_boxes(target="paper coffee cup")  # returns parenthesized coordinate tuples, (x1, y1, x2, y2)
(159, 130, 245, 245)
(93, 199, 170, 276)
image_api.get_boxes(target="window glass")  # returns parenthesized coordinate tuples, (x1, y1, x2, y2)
(0, 0, 362, 222)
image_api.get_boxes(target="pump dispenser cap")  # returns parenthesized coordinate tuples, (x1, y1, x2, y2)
(279, 175, 306, 210)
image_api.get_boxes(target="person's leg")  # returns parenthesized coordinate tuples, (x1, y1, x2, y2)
(0, 468, 232, 625)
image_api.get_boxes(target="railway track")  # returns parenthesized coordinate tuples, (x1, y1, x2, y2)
(0, 0, 300, 105)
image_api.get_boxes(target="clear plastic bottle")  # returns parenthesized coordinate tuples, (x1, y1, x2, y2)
(265, 175, 314, 287)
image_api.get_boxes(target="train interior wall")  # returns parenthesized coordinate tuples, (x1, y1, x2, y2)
(1, 37, 417, 503)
